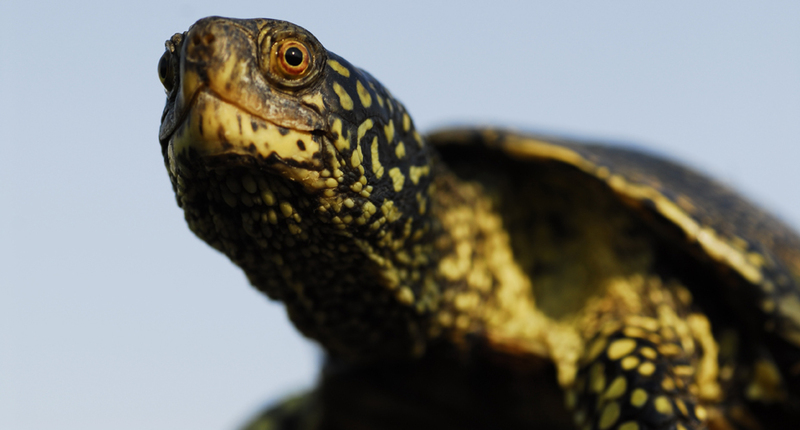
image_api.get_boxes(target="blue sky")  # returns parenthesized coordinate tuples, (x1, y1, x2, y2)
(1, 1, 798, 429)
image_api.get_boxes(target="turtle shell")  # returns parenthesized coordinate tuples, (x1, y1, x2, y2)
(428, 127, 800, 396)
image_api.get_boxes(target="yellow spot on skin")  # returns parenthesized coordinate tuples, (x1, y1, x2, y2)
(395, 141, 406, 159)
(381, 199, 403, 222)
(356, 80, 372, 108)
(662, 377, 675, 391)
(409, 165, 430, 185)
(747, 251, 766, 268)
(371, 137, 384, 178)
(301, 92, 325, 111)
(416, 192, 427, 215)
(389, 168, 405, 192)
(332, 82, 353, 110)
(384, 120, 395, 143)
(437, 312, 453, 327)
(627, 316, 660, 332)
(630, 388, 648, 407)
(746, 358, 786, 402)
(602, 322, 623, 336)
(279, 201, 293, 218)
(598, 401, 620, 430)
(638, 361, 656, 376)
(618, 422, 639, 430)
(621, 356, 640, 370)
(331, 118, 350, 151)
(589, 362, 606, 393)
(350, 145, 363, 168)
(402, 113, 411, 131)
(675, 399, 689, 417)
(654, 396, 673, 415)
(455, 315, 470, 330)
(778, 296, 800, 337)
(685, 314, 720, 401)
(327, 59, 350, 77)
(623, 326, 647, 339)
(660, 326, 676, 340)
(639, 347, 657, 360)
(608, 339, 637, 360)
(675, 286, 693, 305)
(695, 405, 707, 421)
(454, 292, 480, 311)
(585, 337, 608, 364)
(659, 343, 682, 357)
(603, 376, 627, 400)
(397, 287, 415, 305)
(357, 119, 374, 143)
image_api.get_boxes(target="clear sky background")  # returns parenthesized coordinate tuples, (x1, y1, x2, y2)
(1, 1, 798, 429)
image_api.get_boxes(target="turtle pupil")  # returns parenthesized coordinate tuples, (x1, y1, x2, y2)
(284, 47, 304, 67)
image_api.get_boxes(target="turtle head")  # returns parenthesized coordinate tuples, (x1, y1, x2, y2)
(159, 17, 329, 189)
(159, 16, 432, 232)
(158, 17, 438, 358)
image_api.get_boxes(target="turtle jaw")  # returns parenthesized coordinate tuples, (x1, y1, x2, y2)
(164, 87, 327, 189)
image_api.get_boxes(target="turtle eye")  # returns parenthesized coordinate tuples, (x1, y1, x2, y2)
(158, 50, 174, 92)
(260, 32, 322, 89)
(274, 40, 311, 78)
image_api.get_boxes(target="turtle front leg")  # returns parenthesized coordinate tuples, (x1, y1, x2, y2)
(565, 278, 722, 430)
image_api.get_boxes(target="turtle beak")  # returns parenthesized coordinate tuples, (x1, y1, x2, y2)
(158, 17, 256, 144)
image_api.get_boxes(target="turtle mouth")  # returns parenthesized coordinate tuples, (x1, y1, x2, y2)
(164, 87, 325, 177)
(158, 83, 206, 145)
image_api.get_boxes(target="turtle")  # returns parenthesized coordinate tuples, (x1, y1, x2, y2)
(157, 16, 800, 430)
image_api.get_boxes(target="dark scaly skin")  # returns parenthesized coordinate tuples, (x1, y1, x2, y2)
(158, 17, 800, 430)
(159, 17, 439, 360)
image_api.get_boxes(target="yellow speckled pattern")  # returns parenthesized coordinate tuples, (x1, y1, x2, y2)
(158, 16, 800, 430)
(543, 268, 716, 430)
